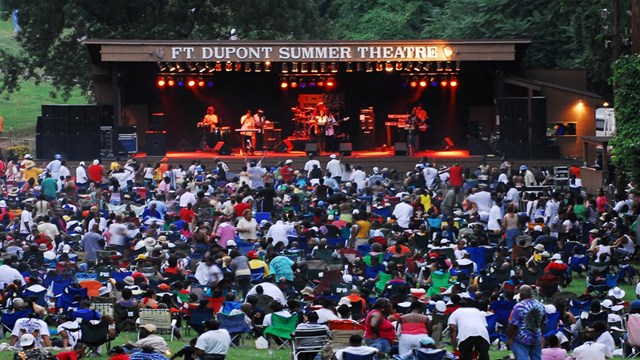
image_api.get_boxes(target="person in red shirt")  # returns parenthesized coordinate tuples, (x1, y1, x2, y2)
(108, 346, 129, 360)
(281, 159, 295, 183)
(87, 159, 105, 184)
(179, 203, 196, 223)
(449, 163, 463, 188)
(233, 199, 251, 218)
(57, 343, 86, 360)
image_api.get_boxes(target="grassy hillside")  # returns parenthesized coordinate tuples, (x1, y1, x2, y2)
(0, 19, 87, 136)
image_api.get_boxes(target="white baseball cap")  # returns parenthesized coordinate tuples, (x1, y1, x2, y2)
(20, 334, 35, 347)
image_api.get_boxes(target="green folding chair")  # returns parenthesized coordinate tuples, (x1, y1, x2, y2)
(263, 313, 298, 350)
(375, 272, 393, 294)
(426, 271, 451, 297)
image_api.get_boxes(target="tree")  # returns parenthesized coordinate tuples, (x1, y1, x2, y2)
(610, 54, 640, 185)
(0, 0, 326, 99)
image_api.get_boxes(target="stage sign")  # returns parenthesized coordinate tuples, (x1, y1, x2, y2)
(89, 39, 528, 62)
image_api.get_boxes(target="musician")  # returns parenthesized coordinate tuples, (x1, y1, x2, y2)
(314, 103, 328, 154)
(408, 104, 429, 153)
(415, 104, 429, 149)
(325, 111, 338, 153)
(253, 108, 265, 151)
(203, 106, 219, 130)
(240, 110, 255, 154)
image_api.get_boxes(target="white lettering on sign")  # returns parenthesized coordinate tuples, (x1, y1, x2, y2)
(171, 45, 444, 61)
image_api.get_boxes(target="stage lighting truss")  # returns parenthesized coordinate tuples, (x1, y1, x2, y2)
(400, 73, 460, 88)
(279, 74, 337, 89)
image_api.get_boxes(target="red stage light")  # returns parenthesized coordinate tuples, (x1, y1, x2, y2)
(419, 79, 427, 87)
(409, 80, 417, 88)
(280, 81, 288, 89)
(156, 78, 166, 88)
(450, 79, 458, 87)
(317, 79, 325, 87)
(290, 81, 298, 88)
(187, 79, 196, 87)
(441, 80, 448, 87)
(326, 78, 335, 87)
(167, 79, 176, 87)
(198, 80, 206, 87)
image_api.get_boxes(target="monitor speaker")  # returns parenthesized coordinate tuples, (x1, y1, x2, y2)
(339, 142, 352, 156)
(150, 113, 165, 131)
(213, 141, 232, 155)
(304, 143, 318, 155)
(146, 132, 166, 156)
(394, 142, 407, 156)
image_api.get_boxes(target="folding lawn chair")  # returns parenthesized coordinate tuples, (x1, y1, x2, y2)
(186, 307, 214, 335)
(329, 320, 365, 351)
(342, 351, 376, 360)
(263, 313, 298, 350)
(114, 303, 138, 332)
(291, 328, 331, 360)
(217, 312, 252, 348)
(1, 309, 33, 335)
(414, 348, 447, 360)
(426, 271, 450, 297)
(222, 301, 242, 315)
(137, 308, 177, 341)
(81, 319, 112, 353)
(90, 302, 115, 318)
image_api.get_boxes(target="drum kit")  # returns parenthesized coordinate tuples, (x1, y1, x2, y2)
(197, 121, 230, 151)
(291, 106, 317, 139)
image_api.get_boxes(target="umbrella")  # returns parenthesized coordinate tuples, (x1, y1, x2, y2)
(246, 282, 286, 305)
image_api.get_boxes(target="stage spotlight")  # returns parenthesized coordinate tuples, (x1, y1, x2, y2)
(290, 80, 298, 89)
(198, 63, 207, 73)
(280, 79, 288, 89)
(281, 62, 289, 73)
(356, 62, 364, 72)
(436, 62, 443, 71)
(254, 62, 262, 72)
(209, 63, 216, 73)
(177, 78, 185, 87)
(441, 79, 448, 87)
(376, 62, 383, 72)
(234, 62, 242, 71)
(156, 77, 166, 88)
(346, 62, 353, 72)
(366, 62, 373, 72)
(431, 80, 438, 87)
(311, 63, 318, 73)
(414, 62, 422, 72)
(225, 62, 233, 71)
(300, 82, 307, 89)
(207, 80, 214, 87)
(309, 78, 317, 87)
(244, 63, 252, 72)
(419, 78, 428, 87)
(176, 63, 185, 72)
(320, 62, 327, 73)
(264, 61, 271, 72)
(331, 62, 338, 73)
(189, 64, 198, 72)
(445, 62, 453, 72)
(168, 63, 177, 72)
(317, 77, 325, 87)
(197, 78, 206, 87)
(409, 78, 418, 88)
(326, 78, 335, 87)
(167, 78, 176, 87)
(157, 62, 167, 72)
(291, 62, 299, 73)
(301, 62, 308, 73)
(603, 101, 610, 107)
(455, 61, 461, 71)
(450, 78, 458, 87)
(187, 79, 196, 87)
(385, 62, 393, 72)
(395, 62, 403, 71)
(404, 62, 413, 71)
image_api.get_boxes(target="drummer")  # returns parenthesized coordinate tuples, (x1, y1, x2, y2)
(202, 106, 219, 130)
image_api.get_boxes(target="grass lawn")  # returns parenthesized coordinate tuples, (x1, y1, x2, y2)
(0, 19, 87, 136)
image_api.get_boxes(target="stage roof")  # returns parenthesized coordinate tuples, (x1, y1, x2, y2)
(85, 39, 530, 63)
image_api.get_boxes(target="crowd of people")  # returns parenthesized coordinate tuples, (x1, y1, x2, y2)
(0, 152, 637, 360)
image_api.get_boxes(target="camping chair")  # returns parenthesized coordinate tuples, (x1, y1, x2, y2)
(255, 212, 271, 224)
(185, 307, 214, 335)
(328, 320, 365, 351)
(340, 248, 360, 264)
(250, 266, 266, 283)
(114, 303, 138, 331)
(89, 302, 114, 319)
(292, 328, 331, 360)
(22, 288, 48, 308)
(426, 271, 451, 297)
(56, 286, 88, 314)
(1, 309, 33, 335)
(569, 298, 592, 317)
(110, 271, 133, 284)
(236, 241, 253, 256)
(263, 313, 298, 350)
(316, 269, 343, 294)
(79, 279, 103, 298)
(429, 313, 450, 347)
(569, 255, 589, 276)
(80, 319, 112, 353)
(217, 312, 252, 348)
(543, 312, 561, 338)
(485, 313, 505, 349)
(222, 301, 242, 315)
(489, 300, 516, 326)
(356, 244, 371, 258)
(375, 272, 393, 294)
(536, 274, 562, 300)
(414, 348, 447, 360)
(342, 350, 376, 360)
(137, 308, 177, 341)
(512, 244, 533, 262)
(306, 260, 327, 288)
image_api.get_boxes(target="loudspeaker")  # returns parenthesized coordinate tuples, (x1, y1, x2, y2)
(150, 113, 165, 131)
(146, 132, 166, 156)
(68, 135, 100, 160)
(467, 138, 491, 156)
(36, 116, 67, 135)
(275, 140, 293, 153)
(264, 129, 282, 150)
(36, 135, 69, 159)
(42, 105, 69, 121)
(213, 141, 232, 155)
(339, 142, 352, 156)
(394, 142, 407, 156)
(68, 120, 99, 136)
(305, 143, 318, 155)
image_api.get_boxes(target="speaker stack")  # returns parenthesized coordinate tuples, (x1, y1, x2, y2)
(37, 105, 100, 160)
(145, 113, 166, 156)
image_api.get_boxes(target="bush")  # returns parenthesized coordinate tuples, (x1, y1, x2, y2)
(5, 144, 31, 160)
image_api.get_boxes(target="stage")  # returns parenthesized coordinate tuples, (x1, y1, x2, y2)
(133, 148, 580, 174)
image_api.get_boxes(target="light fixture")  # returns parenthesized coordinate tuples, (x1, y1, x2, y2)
(366, 62, 373, 72)
(280, 78, 288, 88)
(409, 78, 417, 88)
(156, 77, 166, 88)
(177, 78, 185, 87)
(404, 62, 413, 71)
(326, 77, 335, 87)
(578, 99, 584, 108)
(187, 78, 196, 87)
(157, 62, 167, 72)
(413, 62, 422, 72)
(281, 63, 289, 73)
(445, 62, 452, 72)
(450, 78, 458, 87)
(197, 78, 206, 87)
(320, 62, 327, 73)
(207, 80, 214, 87)
(290, 80, 298, 88)
(330, 62, 339, 73)
(168, 63, 177, 72)
(603, 101, 610, 107)
(317, 77, 325, 87)
(356, 62, 364, 72)
(254, 62, 262, 72)
(385, 62, 393, 72)
(430, 78, 438, 87)
(419, 78, 428, 87)
(301, 62, 308, 73)
(198, 63, 207, 73)
(455, 61, 461, 72)
(436, 62, 443, 71)
(311, 63, 318, 73)
(440, 79, 448, 87)
(395, 62, 403, 71)
(291, 62, 299, 73)
(176, 63, 184, 72)
(300, 81, 307, 89)
(167, 78, 176, 87)
(188, 64, 198, 72)
(309, 78, 317, 87)
(225, 62, 233, 71)
(376, 62, 383, 72)
(264, 61, 271, 72)
(234, 62, 242, 71)
(346, 62, 353, 72)
(443, 46, 454, 58)
(244, 63, 252, 72)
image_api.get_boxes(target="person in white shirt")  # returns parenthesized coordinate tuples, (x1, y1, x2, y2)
(19, 204, 34, 236)
(348, 165, 367, 193)
(179, 189, 197, 208)
(422, 164, 439, 188)
(335, 334, 378, 360)
(447, 300, 490, 360)
(392, 196, 414, 230)
(10, 316, 51, 348)
(520, 165, 537, 187)
(75, 162, 89, 187)
(487, 200, 503, 233)
(266, 220, 294, 247)
(0, 260, 25, 289)
(592, 321, 616, 354)
(467, 189, 492, 222)
(195, 257, 224, 286)
(195, 319, 231, 359)
(570, 328, 611, 360)
(262, 301, 292, 327)
(304, 153, 321, 176)
(326, 154, 342, 180)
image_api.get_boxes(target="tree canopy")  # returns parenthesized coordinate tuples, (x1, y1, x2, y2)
(0, 0, 627, 99)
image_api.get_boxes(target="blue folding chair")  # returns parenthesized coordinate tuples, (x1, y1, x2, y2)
(489, 300, 516, 326)
(569, 255, 589, 275)
(22, 288, 48, 308)
(569, 299, 592, 317)
(111, 271, 133, 284)
(466, 246, 487, 271)
(56, 286, 88, 314)
(49, 279, 73, 298)
(543, 312, 561, 337)
(255, 212, 271, 224)
(326, 237, 344, 248)
(237, 241, 253, 255)
(373, 207, 391, 222)
(357, 244, 371, 258)
(186, 307, 214, 335)
(222, 301, 242, 315)
(1, 309, 33, 334)
(217, 312, 252, 348)
(250, 267, 266, 283)
(343, 352, 376, 360)
(414, 348, 446, 360)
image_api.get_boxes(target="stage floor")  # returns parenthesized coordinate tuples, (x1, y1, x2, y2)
(133, 148, 580, 174)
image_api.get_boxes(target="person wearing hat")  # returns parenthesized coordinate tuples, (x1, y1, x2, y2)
(87, 159, 105, 185)
(247, 250, 270, 280)
(396, 336, 450, 360)
(194, 319, 231, 360)
(10, 312, 52, 348)
(570, 327, 612, 360)
(56, 313, 83, 349)
(326, 153, 342, 181)
(14, 334, 51, 358)
(280, 159, 295, 183)
(124, 323, 169, 354)
(392, 195, 414, 231)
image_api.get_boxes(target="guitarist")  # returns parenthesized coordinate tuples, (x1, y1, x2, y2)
(415, 104, 429, 150)
(325, 111, 339, 153)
